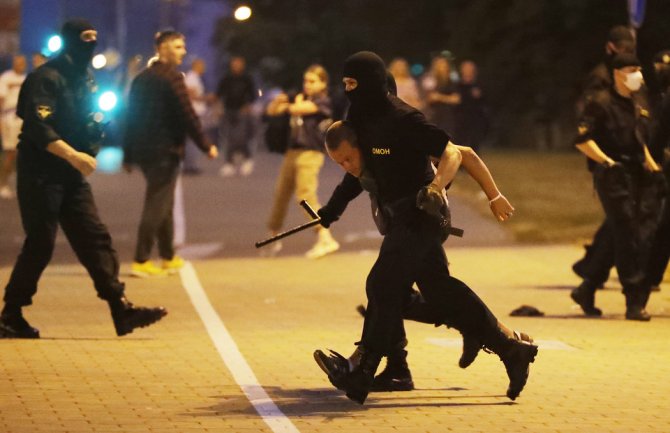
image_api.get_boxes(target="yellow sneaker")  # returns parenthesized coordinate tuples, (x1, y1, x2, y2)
(131, 261, 168, 278)
(162, 255, 185, 274)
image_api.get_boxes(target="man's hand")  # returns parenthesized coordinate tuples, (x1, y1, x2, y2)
(416, 184, 445, 220)
(489, 194, 515, 222)
(68, 151, 97, 176)
(207, 145, 219, 160)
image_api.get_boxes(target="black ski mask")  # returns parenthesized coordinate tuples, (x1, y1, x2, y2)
(343, 51, 389, 111)
(61, 19, 97, 71)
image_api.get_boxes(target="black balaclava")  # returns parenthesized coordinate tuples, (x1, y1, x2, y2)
(61, 19, 97, 71)
(343, 51, 389, 111)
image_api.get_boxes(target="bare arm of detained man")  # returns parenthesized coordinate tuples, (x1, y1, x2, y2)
(430, 141, 462, 191)
(46, 139, 97, 176)
(455, 144, 515, 221)
(575, 139, 616, 166)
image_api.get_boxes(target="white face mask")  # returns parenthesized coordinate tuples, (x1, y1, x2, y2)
(623, 70, 644, 91)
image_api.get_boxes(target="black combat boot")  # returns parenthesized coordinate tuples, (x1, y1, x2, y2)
(371, 348, 414, 391)
(343, 347, 382, 404)
(484, 329, 538, 401)
(109, 296, 168, 336)
(625, 290, 651, 321)
(570, 280, 602, 317)
(0, 304, 40, 339)
(313, 349, 350, 390)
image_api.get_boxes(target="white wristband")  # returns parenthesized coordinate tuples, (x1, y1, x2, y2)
(489, 192, 503, 205)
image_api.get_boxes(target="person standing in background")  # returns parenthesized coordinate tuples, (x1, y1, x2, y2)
(183, 58, 211, 175)
(265, 64, 339, 259)
(455, 60, 488, 152)
(388, 58, 422, 110)
(422, 55, 460, 136)
(0, 54, 28, 199)
(217, 56, 256, 177)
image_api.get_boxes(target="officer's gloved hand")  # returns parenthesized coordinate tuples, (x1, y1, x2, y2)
(416, 184, 445, 221)
(317, 206, 339, 228)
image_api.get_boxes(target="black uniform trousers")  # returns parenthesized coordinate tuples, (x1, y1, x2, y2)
(591, 163, 664, 305)
(359, 207, 499, 356)
(4, 152, 125, 307)
(646, 160, 670, 286)
(134, 155, 180, 263)
(572, 221, 614, 286)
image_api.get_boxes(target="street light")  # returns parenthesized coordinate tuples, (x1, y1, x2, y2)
(47, 35, 62, 53)
(234, 5, 252, 21)
(92, 54, 108, 69)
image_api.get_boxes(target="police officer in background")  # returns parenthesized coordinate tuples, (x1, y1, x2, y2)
(312, 52, 537, 404)
(572, 25, 637, 290)
(0, 19, 167, 339)
(645, 50, 670, 291)
(572, 53, 664, 321)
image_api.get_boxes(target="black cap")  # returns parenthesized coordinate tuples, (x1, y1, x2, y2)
(608, 25, 634, 44)
(653, 50, 670, 65)
(611, 52, 640, 69)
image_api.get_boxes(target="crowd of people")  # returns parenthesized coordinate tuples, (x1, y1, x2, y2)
(0, 17, 668, 409)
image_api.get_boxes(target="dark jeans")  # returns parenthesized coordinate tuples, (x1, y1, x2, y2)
(4, 154, 124, 307)
(219, 109, 254, 163)
(359, 208, 500, 356)
(134, 156, 180, 262)
(592, 163, 664, 304)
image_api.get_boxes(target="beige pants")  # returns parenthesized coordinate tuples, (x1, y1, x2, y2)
(1, 113, 22, 151)
(267, 149, 325, 232)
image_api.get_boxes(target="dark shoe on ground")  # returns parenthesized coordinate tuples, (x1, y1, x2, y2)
(570, 284, 602, 317)
(625, 306, 651, 321)
(109, 297, 168, 336)
(499, 339, 539, 401)
(370, 364, 414, 392)
(313, 349, 350, 390)
(0, 311, 40, 339)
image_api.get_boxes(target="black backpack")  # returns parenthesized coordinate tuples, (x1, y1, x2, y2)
(264, 113, 290, 154)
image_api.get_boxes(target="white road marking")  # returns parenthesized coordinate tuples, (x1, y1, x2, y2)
(426, 337, 577, 351)
(179, 262, 299, 433)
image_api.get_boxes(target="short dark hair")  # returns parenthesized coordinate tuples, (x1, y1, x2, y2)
(154, 30, 184, 48)
(325, 120, 357, 151)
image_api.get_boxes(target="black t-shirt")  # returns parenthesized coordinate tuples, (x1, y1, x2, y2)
(289, 93, 332, 152)
(575, 88, 651, 170)
(351, 95, 449, 204)
(216, 73, 256, 110)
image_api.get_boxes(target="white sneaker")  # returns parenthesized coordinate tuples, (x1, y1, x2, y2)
(219, 163, 236, 177)
(306, 231, 340, 259)
(260, 240, 283, 257)
(240, 159, 254, 176)
(0, 186, 14, 199)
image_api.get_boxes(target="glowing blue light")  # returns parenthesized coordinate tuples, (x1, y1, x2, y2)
(410, 64, 425, 77)
(47, 35, 62, 53)
(96, 147, 124, 173)
(98, 91, 118, 111)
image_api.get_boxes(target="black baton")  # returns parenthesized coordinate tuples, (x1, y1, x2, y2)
(255, 200, 321, 248)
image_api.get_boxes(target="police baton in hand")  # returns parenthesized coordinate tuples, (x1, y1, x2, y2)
(255, 200, 322, 248)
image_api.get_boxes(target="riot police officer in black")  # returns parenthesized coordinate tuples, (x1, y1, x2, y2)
(0, 19, 167, 339)
(572, 53, 664, 321)
(312, 52, 537, 404)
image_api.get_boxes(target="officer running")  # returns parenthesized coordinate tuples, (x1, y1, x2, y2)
(312, 52, 538, 404)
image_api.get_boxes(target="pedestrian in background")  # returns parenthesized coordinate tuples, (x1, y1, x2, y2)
(183, 58, 212, 175)
(0, 19, 167, 339)
(0, 54, 27, 199)
(422, 55, 460, 136)
(124, 31, 218, 278)
(455, 60, 488, 152)
(264, 64, 339, 259)
(217, 55, 256, 177)
(388, 57, 422, 110)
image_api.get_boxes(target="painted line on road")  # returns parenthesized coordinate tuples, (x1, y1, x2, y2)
(179, 261, 299, 433)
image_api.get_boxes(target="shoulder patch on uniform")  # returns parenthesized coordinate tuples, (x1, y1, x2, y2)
(577, 124, 588, 135)
(36, 105, 53, 120)
(639, 108, 650, 118)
